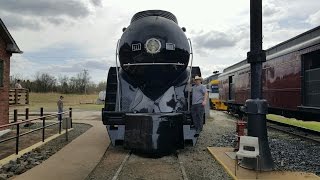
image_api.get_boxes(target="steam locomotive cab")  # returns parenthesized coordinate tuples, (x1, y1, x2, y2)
(102, 10, 201, 154)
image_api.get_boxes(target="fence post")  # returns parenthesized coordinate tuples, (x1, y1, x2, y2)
(15, 89, 18, 105)
(69, 108, 72, 128)
(26, 89, 29, 104)
(59, 111, 62, 134)
(14, 109, 18, 123)
(14, 109, 19, 154)
(41, 107, 45, 142)
(65, 120, 69, 142)
(25, 108, 29, 120)
(25, 108, 29, 126)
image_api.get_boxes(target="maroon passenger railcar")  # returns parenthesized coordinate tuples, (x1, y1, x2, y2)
(219, 26, 320, 120)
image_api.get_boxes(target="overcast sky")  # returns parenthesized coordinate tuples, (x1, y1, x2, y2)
(2, 0, 320, 83)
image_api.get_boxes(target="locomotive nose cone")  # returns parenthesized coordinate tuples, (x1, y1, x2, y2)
(118, 10, 190, 100)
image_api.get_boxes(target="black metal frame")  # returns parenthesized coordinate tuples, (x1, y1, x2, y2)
(0, 107, 73, 155)
(102, 110, 193, 126)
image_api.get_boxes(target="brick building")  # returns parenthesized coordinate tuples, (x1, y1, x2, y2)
(0, 19, 22, 127)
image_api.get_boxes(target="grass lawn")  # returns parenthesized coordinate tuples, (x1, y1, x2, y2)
(267, 114, 320, 132)
(10, 92, 104, 112)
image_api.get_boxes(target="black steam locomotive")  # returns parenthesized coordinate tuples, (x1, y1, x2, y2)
(102, 10, 201, 153)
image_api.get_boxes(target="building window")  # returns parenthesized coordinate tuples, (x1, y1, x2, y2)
(0, 60, 3, 87)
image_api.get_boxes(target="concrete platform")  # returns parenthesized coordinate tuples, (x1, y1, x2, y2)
(13, 120, 110, 180)
(207, 147, 320, 180)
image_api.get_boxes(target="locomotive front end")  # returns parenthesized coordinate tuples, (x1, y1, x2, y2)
(102, 10, 201, 154)
(119, 10, 190, 99)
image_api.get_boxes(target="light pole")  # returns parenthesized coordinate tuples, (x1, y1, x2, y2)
(241, 0, 274, 171)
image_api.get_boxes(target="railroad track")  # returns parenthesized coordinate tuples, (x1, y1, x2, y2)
(110, 150, 189, 180)
(267, 120, 320, 144)
(87, 146, 189, 180)
(222, 111, 320, 144)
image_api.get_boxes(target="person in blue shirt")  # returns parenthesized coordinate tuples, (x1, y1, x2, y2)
(191, 76, 208, 137)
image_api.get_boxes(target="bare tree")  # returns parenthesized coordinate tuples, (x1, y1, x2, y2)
(97, 81, 107, 92)
(58, 75, 69, 93)
(34, 72, 57, 92)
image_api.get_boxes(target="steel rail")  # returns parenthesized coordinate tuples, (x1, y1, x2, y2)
(267, 121, 320, 144)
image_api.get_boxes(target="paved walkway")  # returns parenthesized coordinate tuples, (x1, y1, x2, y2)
(14, 120, 110, 180)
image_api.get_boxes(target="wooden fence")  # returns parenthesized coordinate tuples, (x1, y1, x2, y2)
(9, 88, 29, 105)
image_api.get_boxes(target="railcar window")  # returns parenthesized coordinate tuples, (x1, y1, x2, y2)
(303, 50, 320, 107)
(0, 60, 3, 87)
(211, 85, 219, 93)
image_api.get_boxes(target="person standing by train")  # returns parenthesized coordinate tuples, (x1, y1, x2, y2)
(191, 75, 208, 137)
(57, 96, 64, 121)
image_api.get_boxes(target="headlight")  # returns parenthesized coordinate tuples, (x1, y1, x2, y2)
(145, 38, 161, 54)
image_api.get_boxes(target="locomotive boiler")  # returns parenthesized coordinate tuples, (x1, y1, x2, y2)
(102, 10, 201, 153)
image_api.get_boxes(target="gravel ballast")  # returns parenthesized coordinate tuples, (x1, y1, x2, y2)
(215, 114, 320, 176)
(178, 110, 234, 180)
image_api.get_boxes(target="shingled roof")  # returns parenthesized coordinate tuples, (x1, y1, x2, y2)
(0, 18, 22, 54)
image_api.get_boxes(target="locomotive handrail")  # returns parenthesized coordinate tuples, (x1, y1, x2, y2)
(123, 62, 185, 66)
(115, 39, 121, 112)
(187, 38, 194, 111)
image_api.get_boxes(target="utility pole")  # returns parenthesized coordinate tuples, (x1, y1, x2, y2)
(241, 0, 274, 171)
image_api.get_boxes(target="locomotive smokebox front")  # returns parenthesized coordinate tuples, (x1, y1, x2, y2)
(119, 10, 190, 100)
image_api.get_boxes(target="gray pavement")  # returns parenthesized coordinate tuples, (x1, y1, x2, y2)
(13, 120, 109, 180)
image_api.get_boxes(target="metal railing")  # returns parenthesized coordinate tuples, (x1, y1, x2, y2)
(187, 38, 194, 112)
(9, 88, 29, 105)
(123, 62, 185, 66)
(115, 39, 121, 112)
(0, 107, 73, 155)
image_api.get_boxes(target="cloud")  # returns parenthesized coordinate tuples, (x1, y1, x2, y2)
(91, 0, 103, 7)
(10, 55, 111, 83)
(263, 1, 288, 23)
(199, 64, 230, 78)
(10, 55, 37, 80)
(0, 0, 102, 30)
(40, 59, 111, 73)
(46, 17, 66, 26)
(0, 0, 90, 18)
(7, 0, 320, 82)
(307, 10, 320, 26)
(193, 30, 237, 50)
(1, 14, 42, 30)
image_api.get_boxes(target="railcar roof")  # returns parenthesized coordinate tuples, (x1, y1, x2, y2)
(222, 25, 320, 73)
